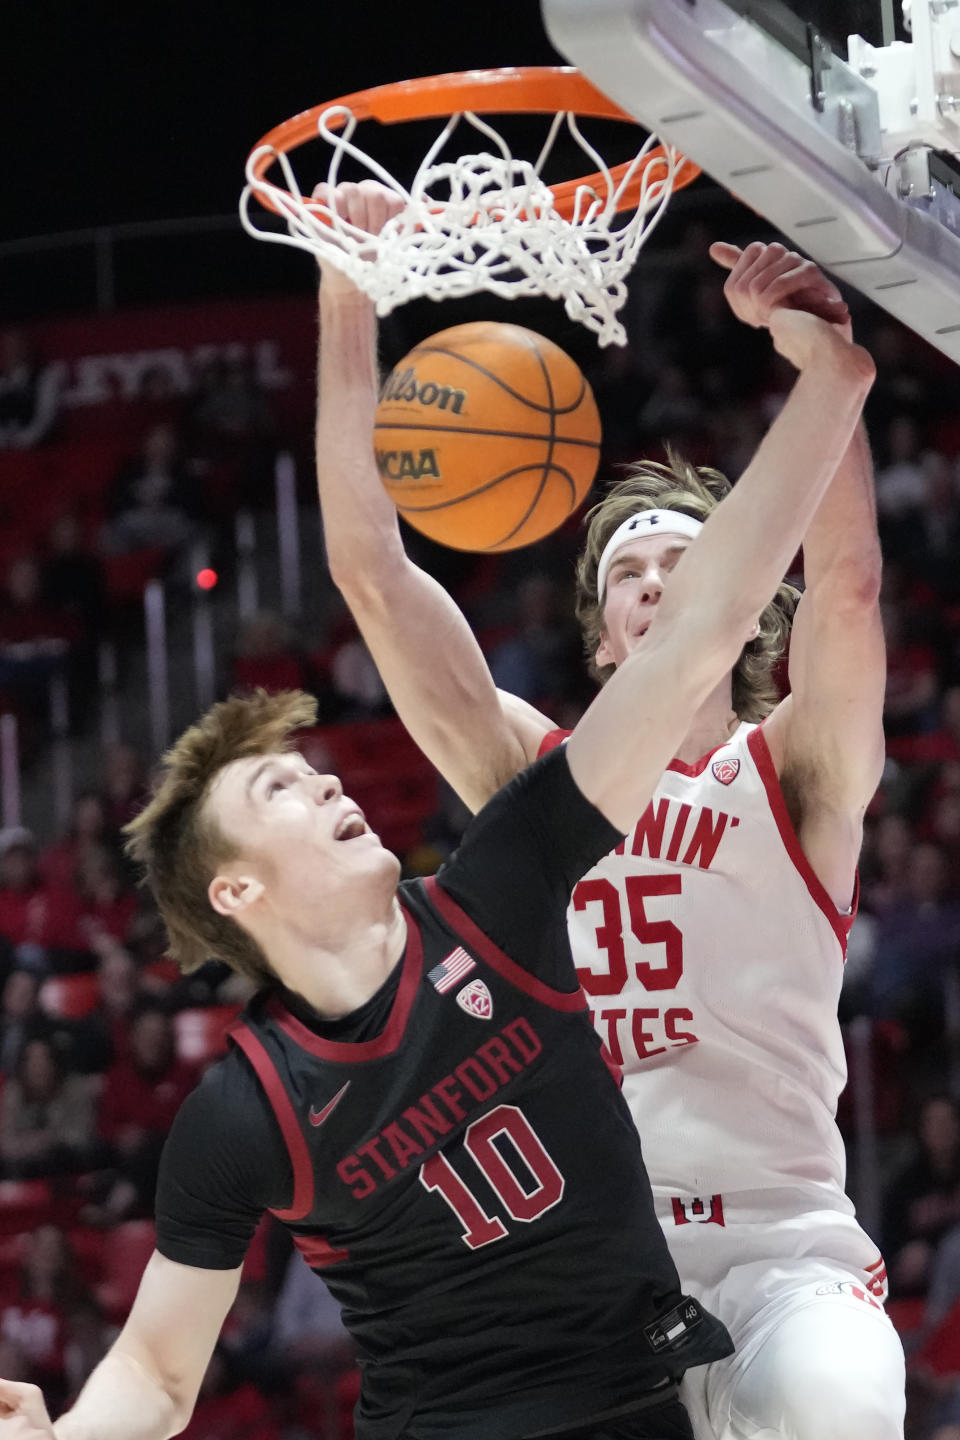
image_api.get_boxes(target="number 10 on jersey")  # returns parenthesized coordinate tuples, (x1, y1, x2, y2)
(420, 1104, 565, 1249)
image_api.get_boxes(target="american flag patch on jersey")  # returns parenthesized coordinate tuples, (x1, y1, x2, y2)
(428, 946, 476, 993)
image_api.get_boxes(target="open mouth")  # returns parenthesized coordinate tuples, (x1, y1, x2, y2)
(335, 812, 367, 841)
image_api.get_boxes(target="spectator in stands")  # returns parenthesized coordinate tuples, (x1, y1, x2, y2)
(100, 423, 203, 558)
(840, 908, 881, 1016)
(932, 690, 960, 759)
(231, 611, 311, 697)
(882, 603, 941, 738)
(0, 555, 82, 736)
(0, 327, 62, 449)
(862, 812, 915, 912)
(42, 512, 108, 648)
(41, 791, 118, 892)
(0, 1034, 96, 1178)
(75, 845, 139, 946)
(0, 1341, 28, 1387)
(912, 455, 960, 603)
(584, 339, 642, 461)
(922, 1222, 960, 1334)
(329, 620, 390, 720)
(883, 1095, 960, 1298)
(930, 789, 960, 888)
(0, 555, 80, 662)
(0, 1225, 86, 1415)
(488, 573, 582, 710)
(868, 842, 960, 1041)
(100, 741, 149, 835)
(863, 322, 932, 431)
(124, 365, 184, 438)
(0, 968, 48, 1077)
(90, 1004, 197, 1223)
(61, 1298, 111, 1410)
(0, 826, 84, 973)
(887, 687, 960, 766)
(69, 934, 146, 1074)
(188, 353, 277, 514)
(191, 353, 274, 449)
(876, 414, 935, 523)
(636, 361, 704, 446)
(177, 1349, 282, 1440)
(0, 555, 79, 652)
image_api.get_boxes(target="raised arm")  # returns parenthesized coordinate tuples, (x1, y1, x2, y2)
(0, 1254, 241, 1439)
(710, 241, 886, 907)
(566, 307, 876, 831)
(315, 184, 546, 811)
(768, 422, 885, 905)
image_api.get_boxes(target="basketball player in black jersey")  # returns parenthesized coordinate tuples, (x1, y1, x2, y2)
(0, 306, 874, 1439)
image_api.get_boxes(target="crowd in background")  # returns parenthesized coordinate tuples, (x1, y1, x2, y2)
(2, 218, 960, 1437)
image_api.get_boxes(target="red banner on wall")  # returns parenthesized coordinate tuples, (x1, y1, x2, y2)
(29, 292, 317, 427)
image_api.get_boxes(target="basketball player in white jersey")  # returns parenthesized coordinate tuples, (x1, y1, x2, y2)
(313, 182, 906, 1440)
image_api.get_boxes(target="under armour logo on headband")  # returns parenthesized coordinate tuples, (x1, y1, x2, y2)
(596, 508, 704, 603)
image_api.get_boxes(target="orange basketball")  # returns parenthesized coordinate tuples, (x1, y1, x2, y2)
(374, 322, 601, 552)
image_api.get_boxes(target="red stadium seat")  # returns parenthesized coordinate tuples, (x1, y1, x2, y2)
(101, 545, 171, 603)
(40, 972, 101, 1020)
(142, 957, 181, 988)
(0, 1179, 55, 1232)
(95, 1219, 155, 1319)
(66, 1225, 108, 1287)
(173, 1005, 238, 1065)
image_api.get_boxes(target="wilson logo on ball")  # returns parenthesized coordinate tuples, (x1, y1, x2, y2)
(375, 449, 441, 481)
(373, 321, 601, 554)
(379, 367, 466, 414)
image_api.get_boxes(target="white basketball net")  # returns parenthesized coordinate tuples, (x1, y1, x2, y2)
(240, 107, 681, 347)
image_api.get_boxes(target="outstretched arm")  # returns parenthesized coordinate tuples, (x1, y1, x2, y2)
(769, 422, 885, 906)
(315, 183, 546, 812)
(0, 1254, 241, 1439)
(711, 241, 885, 908)
(567, 307, 876, 831)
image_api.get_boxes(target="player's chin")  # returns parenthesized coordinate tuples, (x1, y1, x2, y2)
(358, 833, 399, 870)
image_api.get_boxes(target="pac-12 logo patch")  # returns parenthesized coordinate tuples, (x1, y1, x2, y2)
(456, 979, 493, 1020)
(711, 757, 740, 786)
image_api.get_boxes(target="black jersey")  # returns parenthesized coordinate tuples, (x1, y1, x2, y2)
(156, 749, 732, 1440)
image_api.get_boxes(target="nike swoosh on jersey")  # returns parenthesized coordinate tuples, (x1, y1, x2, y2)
(309, 1081, 351, 1128)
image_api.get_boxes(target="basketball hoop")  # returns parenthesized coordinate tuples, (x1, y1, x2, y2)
(240, 67, 700, 346)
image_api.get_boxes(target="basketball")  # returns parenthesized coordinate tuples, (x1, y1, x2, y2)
(373, 322, 601, 552)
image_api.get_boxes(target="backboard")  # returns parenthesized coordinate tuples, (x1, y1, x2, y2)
(542, 0, 960, 363)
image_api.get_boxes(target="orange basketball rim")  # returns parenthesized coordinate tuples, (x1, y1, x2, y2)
(246, 66, 700, 222)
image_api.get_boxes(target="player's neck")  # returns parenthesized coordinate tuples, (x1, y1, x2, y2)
(672, 676, 742, 766)
(261, 897, 408, 1020)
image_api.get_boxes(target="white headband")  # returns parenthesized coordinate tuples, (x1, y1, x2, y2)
(596, 509, 704, 604)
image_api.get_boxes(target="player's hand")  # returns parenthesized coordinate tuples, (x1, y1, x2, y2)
(768, 306, 874, 385)
(0, 1379, 55, 1436)
(710, 240, 850, 337)
(311, 180, 407, 295)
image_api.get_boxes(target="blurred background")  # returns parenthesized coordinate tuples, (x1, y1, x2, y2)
(2, 5, 960, 1438)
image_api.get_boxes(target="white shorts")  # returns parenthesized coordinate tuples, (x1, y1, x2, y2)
(657, 1197, 906, 1440)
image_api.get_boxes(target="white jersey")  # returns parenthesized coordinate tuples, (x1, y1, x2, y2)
(547, 719, 854, 1216)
